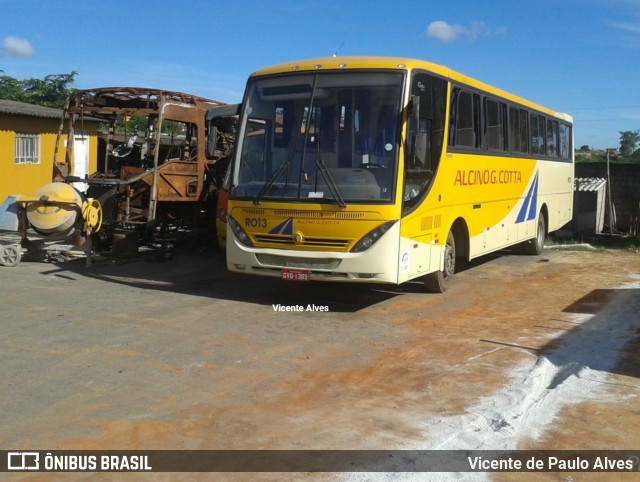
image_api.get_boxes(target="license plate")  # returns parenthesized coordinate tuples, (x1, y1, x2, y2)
(280, 269, 310, 282)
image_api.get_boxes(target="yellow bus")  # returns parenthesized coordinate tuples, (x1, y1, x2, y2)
(223, 57, 573, 292)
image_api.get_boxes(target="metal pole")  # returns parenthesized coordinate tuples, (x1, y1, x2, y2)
(606, 148, 615, 235)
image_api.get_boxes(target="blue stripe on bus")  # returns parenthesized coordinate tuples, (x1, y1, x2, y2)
(269, 218, 294, 235)
(527, 174, 539, 222)
(516, 172, 538, 224)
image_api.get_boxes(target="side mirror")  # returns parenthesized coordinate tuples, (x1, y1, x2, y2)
(409, 95, 420, 165)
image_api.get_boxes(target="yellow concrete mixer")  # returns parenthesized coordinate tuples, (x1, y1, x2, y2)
(18, 182, 102, 236)
(16, 182, 102, 254)
(1, 183, 102, 266)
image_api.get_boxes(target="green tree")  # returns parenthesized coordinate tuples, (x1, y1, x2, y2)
(618, 129, 640, 156)
(0, 70, 77, 108)
(0, 72, 22, 100)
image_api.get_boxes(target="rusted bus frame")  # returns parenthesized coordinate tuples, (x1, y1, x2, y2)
(69, 87, 218, 110)
(52, 87, 227, 230)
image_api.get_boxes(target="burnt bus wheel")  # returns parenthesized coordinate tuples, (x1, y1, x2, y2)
(424, 231, 455, 293)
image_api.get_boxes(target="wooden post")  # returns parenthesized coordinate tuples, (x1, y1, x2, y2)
(606, 149, 616, 234)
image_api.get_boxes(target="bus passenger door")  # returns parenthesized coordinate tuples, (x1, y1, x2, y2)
(398, 72, 447, 283)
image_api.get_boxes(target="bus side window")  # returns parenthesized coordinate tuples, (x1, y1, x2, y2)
(546, 119, 559, 158)
(485, 98, 507, 151)
(530, 113, 546, 156)
(519, 109, 529, 153)
(450, 88, 480, 149)
(559, 123, 571, 160)
(509, 106, 530, 154)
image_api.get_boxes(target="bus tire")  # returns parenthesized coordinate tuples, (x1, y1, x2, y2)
(424, 231, 455, 293)
(522, 213, 546, 255)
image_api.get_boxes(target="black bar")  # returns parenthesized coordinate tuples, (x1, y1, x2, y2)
(2, 450, 640, 473)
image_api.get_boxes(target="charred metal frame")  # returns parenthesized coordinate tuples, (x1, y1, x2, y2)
(53, 87, 231, 235)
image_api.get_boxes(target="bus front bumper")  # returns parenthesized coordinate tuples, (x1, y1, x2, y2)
(226, 223, 401, 284)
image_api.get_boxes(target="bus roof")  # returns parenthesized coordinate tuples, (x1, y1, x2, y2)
(249, 56, 572, 122)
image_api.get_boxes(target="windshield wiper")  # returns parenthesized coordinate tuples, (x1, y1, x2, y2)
(315, 159, 346, 208)
(254, 161, 290, 205)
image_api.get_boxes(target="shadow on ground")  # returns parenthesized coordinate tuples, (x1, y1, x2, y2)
(28, 238, 524, 312)
(32, 248, 404, 313)
(544, 287, 640, 381)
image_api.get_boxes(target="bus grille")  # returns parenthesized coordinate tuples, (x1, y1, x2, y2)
(241, 208, 265, 215)
(255, 254, 341, 270)
(273, 209, 365, 219)
(253, 234, 351, 249)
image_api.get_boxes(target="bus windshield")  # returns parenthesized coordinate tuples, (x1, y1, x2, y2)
(231, 71, 405, 205)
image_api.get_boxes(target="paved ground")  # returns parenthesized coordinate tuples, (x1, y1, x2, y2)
(0, 240, 639, 481)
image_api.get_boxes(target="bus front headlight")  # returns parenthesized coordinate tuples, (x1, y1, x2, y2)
(228, 215, 253, 247)
(350, 220, 396, 253)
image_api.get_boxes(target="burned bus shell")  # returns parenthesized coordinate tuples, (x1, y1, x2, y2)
(53, 87, 231, 249)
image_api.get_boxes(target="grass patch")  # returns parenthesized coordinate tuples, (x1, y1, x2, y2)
(547, 234, 639, 252)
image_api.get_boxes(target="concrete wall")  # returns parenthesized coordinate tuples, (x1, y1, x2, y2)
(575, 163, 640, 232)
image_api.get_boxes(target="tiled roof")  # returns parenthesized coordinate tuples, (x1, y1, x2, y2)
(0, 99, 63, 119)
(575, 177, 607, 192)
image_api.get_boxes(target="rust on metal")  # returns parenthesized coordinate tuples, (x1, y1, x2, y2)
(52, 87, 234, 241)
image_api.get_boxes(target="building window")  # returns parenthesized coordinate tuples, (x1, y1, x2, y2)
(15, 133, 40, 164)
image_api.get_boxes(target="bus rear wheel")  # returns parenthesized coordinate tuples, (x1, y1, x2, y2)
(424, 231, 455, 293)
(522, 213, 546, 255)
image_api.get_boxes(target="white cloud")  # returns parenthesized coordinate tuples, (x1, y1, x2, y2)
(426, 20, 506, 43)
(1, 36, 35, 57)
(607, 20, 640, 33)
(426, 21, 465, 43)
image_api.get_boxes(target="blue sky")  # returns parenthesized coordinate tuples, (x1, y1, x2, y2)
(1, 0, 639, 149)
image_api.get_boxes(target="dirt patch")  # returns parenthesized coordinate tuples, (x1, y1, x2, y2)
(1, 248, 639, 479)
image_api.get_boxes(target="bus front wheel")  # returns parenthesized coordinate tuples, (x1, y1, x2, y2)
(424, 231, 455, 293)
